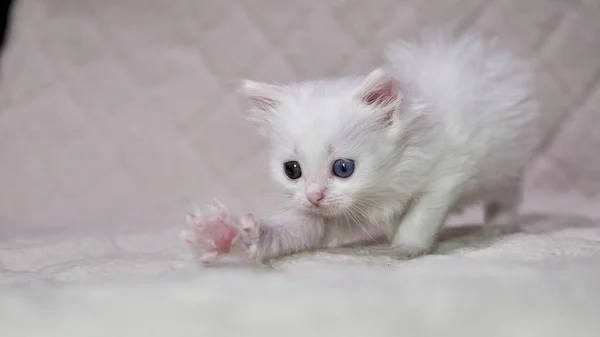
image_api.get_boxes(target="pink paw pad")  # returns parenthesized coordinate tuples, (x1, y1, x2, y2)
(180, 200, 263, 263)
(213, 227, 238, 253)
(180, 199, 243, 262)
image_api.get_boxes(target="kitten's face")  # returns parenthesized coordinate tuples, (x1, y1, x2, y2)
(268, 100, 384, 217)
(241, 69, 402, 217)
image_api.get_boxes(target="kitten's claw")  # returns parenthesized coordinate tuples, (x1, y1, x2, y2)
(212, 199, 229, 221)
(200, 250, 220, 264)
(241, 213, 260, 236)
(179, 229, 195, 245)
(240, 213, 260, 259)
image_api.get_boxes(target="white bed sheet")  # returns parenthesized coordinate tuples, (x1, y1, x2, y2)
(1, 191, 600, 337)
(1, 0, 600, 336)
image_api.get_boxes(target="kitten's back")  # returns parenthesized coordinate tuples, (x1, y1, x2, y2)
(384, 31, 537, 157)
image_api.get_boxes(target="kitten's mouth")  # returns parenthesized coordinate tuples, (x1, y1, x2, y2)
(304, 203, 340, 217)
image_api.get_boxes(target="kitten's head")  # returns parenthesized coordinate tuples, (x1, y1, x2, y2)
(240, 69, 405, 217)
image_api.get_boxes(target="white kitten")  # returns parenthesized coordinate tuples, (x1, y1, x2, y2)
(181, 31, 538, 263)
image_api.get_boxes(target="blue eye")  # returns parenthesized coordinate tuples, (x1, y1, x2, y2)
(332, 159, 355, 178)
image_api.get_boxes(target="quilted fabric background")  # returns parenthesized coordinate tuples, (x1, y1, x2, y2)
(0, 0, 599, 238)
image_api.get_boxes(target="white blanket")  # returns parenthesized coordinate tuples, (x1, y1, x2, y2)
(2, 191, 600, 336)
(1, 0, 600, 336)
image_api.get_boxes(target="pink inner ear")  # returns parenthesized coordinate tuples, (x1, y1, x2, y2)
(361, 80, 398, 106)
(249, 95, 277, 111)
(357, 71, 402, 128)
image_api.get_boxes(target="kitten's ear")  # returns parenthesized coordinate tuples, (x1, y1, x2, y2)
(355, 68, 402, 127)
(356, 68, 401, 107)
(239, 80, 284, 113)
(239, 80, 286, 134)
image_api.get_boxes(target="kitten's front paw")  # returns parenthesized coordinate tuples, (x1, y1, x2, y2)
(180, 200, 259, 264)
(388, 240, 433, 260)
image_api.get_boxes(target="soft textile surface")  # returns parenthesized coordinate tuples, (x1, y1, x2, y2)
(1, 191, 600, 336)
(1, 262, 600, 337)
(1, 0, 600, 336)
(0, 190, 598, 285)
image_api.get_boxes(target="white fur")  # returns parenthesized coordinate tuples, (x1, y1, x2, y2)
(241, 31, 538, 259)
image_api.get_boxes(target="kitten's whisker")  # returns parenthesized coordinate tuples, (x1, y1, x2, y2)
(354, 197, 384, 208)
(340, 208, 353, 232)
(347, 204, 382, 245)
(267, 200, 296, 216)
(263, 192, 293, 197)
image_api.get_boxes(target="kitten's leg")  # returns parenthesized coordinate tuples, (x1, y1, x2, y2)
(253, 212, 326, 261)
(181, 203, 327, 263)
(389, 175, 465, 259)
(483, 181, 522, 236)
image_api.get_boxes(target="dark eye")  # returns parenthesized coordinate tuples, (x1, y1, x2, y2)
(332, 159, 355, 178)
(283, 161, 302, 180)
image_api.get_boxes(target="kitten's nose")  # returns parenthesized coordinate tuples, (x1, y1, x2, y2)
(306, 191, 325, 206)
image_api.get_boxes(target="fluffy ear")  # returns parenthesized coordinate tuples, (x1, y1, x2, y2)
(239, 80, 286, 134)
(354, 68, 402, 127)
(239, 80, 284, 113)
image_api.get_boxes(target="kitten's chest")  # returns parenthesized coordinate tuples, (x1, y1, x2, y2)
(321, 215, 394, 247)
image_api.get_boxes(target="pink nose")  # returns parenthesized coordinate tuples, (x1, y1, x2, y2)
(306, 191, 325, 206)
